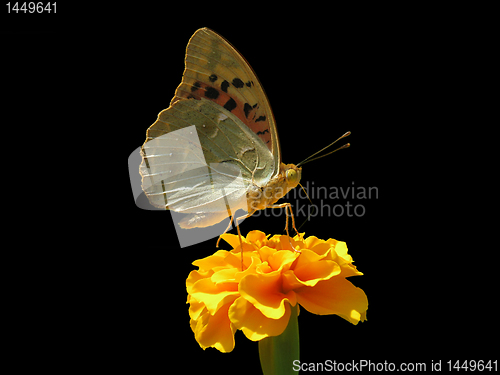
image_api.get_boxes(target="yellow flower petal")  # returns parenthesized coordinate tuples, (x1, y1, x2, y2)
(278, 235, 295, 251)
(294, 248, 324, 265)
(219, 233, 243, 250)
(329, 241, 363, 277)
(257, 245, 276, 263)
(190, 278, 239, 315)
(281, 251, 341, 293)
(188, 296, 206, 321)
(268, 250, 298, 272)
(192, 250, 230, 271)
(309, 242, 333, 257)
(266, 234, 282, 249)
(229, 297, 292, 341)
(282, 271, 305, 291)
(186, 269, 212, 294)
(296, 277, 368, 324)
(256, 261, 273, 274)
(304, 235, 324, 249)
(211, 268, 239, 284)
(239, 272, 296, 319)
(221, 231, 264, 254)
(246, 230, 268, 245)
(192, 303, 235, 352)
(292, 249, 341, 285)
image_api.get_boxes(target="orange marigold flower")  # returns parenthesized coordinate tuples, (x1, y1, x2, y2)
(186, 230, 368, 352)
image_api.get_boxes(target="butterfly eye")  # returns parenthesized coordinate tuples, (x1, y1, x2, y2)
(286, 169, 298, 183)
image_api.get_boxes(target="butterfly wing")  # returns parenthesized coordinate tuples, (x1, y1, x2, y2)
(140, 28, 281, 228)
(140, 98, 273, 228)
(171, 27, 281, 184)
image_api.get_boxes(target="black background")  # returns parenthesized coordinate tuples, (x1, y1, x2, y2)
(3, 5, 496, 373)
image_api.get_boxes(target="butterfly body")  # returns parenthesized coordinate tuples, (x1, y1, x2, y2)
(179, 162, 301, 229)
(246, 163, 301, 212)
(140, 28, 301, 232)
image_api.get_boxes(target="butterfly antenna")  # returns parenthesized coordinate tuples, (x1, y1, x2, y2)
(297, 131, 351, 167)
(297, 183, 316, 231)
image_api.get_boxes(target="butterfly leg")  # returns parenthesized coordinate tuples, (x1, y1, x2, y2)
(268, 203, 302, 253)
(233, 210, 256, 270)
(216, 214, 235, 248)
(269, 203, 301, 238)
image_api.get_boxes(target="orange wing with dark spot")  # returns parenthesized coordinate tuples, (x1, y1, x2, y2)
(171, 28, 280, 169)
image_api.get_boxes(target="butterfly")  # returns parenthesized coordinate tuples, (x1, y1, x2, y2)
(139, 28, 349, 251)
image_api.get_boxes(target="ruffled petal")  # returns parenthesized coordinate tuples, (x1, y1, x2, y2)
(211, 267, 238, 284)
(219, 233, 243, 250)
(330, 241, 363, 277)
(188, 296, 206, 321)
(292, 249, 340, 285)
(304, 235, 324, 249)
(257, 245, 276, 264)
(239, 272, 296, 319)
(221, 233, 259, 255)
(192, 303, 235, 352)
(296, 277, 368, 324)
(229, 297, 292, 341)
(246, 230, 268, 246)
(279, 235, 295, 251)
(268, 250, 299, 272)
(282, 253, 340, 292)
(192, 250, 231, 271)
(190, 278, 239, 315)
(186, 269, 212, 294)
(266, 234, 282, 249)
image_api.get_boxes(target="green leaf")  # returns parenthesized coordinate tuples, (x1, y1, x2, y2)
(258, 303, 299, 375)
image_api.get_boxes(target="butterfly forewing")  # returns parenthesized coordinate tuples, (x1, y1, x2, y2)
(172, 28, 281, 169)
(140, 28, 282, 229)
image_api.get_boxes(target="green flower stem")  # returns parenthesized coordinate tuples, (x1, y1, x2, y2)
(258, 304, 299, 374)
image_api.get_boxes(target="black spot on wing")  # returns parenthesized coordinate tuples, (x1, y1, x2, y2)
(209, 74, 218, 82)
(245, 80, 253, 87)
(191, 81, 201, 92)
(204, 87, 220, 99)
(232, 78, 244, 88)
(221, 80, 229, 93)
(223, 97, 237, 112)
(255, 115, 266, 122)
(256, 129, 270, 135)
(243, 103, 252, 118)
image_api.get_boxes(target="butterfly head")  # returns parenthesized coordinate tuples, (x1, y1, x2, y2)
(283, 163, 302, 190)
